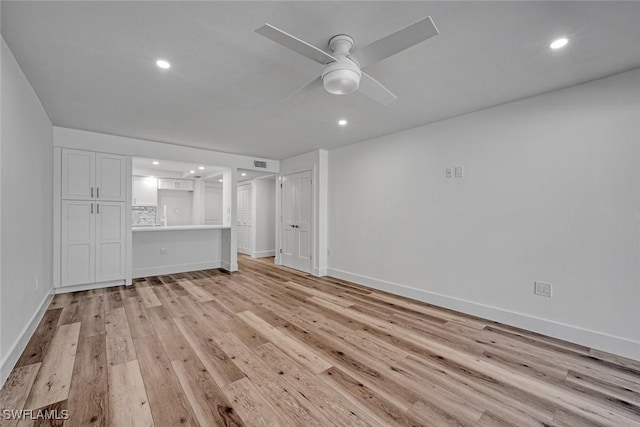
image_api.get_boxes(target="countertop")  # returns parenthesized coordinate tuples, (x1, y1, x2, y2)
(132, 225, 231, 232)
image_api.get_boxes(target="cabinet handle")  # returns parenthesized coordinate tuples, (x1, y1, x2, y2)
(91, 203, 93, 214)
(97, 187, 100, 199)
(91, 187, 94, 198)
(97, 203, 100, 214)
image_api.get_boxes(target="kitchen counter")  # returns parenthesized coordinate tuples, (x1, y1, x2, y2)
(132, 225, 232, 277)
(132, 224, 230, 232)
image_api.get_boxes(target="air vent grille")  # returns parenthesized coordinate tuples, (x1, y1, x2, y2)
(254, 160, 267, 168)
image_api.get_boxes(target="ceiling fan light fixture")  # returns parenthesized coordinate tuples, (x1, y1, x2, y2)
(321, 60, 361, 95)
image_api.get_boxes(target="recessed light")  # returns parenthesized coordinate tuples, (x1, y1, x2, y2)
(338, 119, 348, 126)
(241, 173, 247, 177)
(152, 161, 159, 165)
(189, 170, 195, 174)
(218, 179, 223, 182)
(156, 59, 171, 69)
(198, 166, 205, 170)
(549, 37, 569, 50)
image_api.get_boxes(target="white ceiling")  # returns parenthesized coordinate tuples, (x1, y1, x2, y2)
(132, 157, 227, 179)
(3, 1, 640, 160)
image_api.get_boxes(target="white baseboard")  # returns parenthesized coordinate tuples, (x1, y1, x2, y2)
(220, 261, 238, 272)
(328, 267, 640, 361)
(313, 267, 328, 277)
(55, 279, 125, 293)
(251, 250, 275, 258)
(0, 289, 54, 388)
(133, 260, 222, 278)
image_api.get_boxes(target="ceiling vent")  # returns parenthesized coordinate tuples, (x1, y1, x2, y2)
(254, 160, 267, 168)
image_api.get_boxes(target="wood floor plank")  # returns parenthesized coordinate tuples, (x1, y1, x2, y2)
(104, 307, 136, 367)
(145, 305, 194, 362)
(236, 310, 333, 374)
(15, 309, 62, 368)
(174, 314, 247, 386)
(171, 358, 245, 427)
(224, 377, 288, 427)
(135, 286, 162, 308)
(24, 322, 81, 410)
(80, 295, 105, 338)
(0, 363, 41, 416)
(47, 294, 68, 311)
(66, 334, 107, 427)
(132, 335, 198, 427)
(254, 342, 377, 427)
(123, 296, 155, 339)
(216, 331, 330, 426)
(179, 279, 215, 302)
(57, 293, 85, 326)
(107, 360, 154, 427)
(104, 287, 125, 312)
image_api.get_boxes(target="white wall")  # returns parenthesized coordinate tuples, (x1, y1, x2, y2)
(277, 150, 329, 276)
(1, 38, 54, 385)
(254, 178, 276, 257)
(328, 68, 640, 360)
(157, 190, 193, 226)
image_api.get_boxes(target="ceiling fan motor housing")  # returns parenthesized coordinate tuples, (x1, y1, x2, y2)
(322, 34, 361, 95)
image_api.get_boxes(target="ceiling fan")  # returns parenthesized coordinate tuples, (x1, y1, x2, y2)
(255, 17, 438, 106)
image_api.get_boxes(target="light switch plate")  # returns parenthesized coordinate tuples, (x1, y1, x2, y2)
(455, 166, 464, 178)
(446, 168, 453, 178)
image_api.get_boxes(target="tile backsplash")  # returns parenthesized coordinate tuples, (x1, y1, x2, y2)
(132, 206, 157, 226)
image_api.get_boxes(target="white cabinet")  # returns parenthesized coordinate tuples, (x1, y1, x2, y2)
(59, 148, 127, 287)
(95, 202, 126, 282)
(61, 201, 125, 286)
(133, 176, 158, 206)
(62, 149, 126, 201)
(61, 201, 95, 286)
(158, 178, 194, 191)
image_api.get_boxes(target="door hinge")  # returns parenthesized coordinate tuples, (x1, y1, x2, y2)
(280, 183, 283, 188)
(279, 248, 282, 254)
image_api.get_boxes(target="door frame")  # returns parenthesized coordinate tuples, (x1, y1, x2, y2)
(277, 167, 315, 274)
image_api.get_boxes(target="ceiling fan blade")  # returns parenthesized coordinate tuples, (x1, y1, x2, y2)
(353, 16, 438, 69)
(359, 72, 398, 106)
(282, 75, 322, 102)
(256, 23, 337, 65)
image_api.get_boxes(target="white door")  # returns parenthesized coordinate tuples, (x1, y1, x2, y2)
(237, 184, 253, 255)
(96, 153, 126, 201)
(62, 149, 95, 200)
(61, 200, 95, 286)
(95, 202, 125, 282)
(281, 171, 312, 273)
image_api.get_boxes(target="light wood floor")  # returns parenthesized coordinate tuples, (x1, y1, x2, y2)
(2, 256, 640, 426)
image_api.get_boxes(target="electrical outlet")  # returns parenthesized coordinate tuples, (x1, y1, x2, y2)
(534, 281, 552, 297)
(455, 166, 464, 178)
(160, 247, 167, 255)
(445, 168, 453, 178)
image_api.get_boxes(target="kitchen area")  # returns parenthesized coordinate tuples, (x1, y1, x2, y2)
(131, 157, 233, 277)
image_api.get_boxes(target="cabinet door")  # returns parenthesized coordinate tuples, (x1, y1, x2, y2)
(62, 149, 95, 200)
(96, 153, 126, 201)
(175, 179, 194, 191)
(157, 178, 174, 190)
(133, 176, 158, 206)
(95, 202, 125, 282)
(61, 200, 95, 286)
